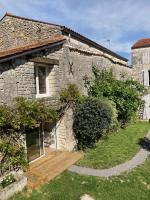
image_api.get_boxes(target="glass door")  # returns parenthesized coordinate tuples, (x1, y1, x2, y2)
(26, 128, 44, 162)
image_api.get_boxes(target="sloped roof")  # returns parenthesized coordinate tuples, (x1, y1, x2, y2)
(1, 13, 128, 62)
(132, 38, 150, 49)
(0, 36, 65, 62)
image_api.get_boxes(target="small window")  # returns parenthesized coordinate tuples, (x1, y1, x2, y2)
(35, 65, 49, 97)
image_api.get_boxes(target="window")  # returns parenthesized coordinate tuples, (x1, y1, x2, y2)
(143, 70, 150, 87)
(35, 65, 49, 97)
(149, 71, 150, 86)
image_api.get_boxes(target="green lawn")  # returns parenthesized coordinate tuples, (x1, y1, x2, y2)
(78, 121, 150, 169)
(10, 121, 150, 200)
(11, 156, 150, 200)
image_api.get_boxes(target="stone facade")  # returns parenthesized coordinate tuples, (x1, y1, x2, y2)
(132, 47, 150, 84)
(0, 14, 62, 50)
(62, 43, 131, 95)
(0, 14, 131, 152)
(45, 106, 76, 151)
(132, 47, 150, 120)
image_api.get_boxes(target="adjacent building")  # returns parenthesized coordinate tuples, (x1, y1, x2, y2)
(132, 38, 150, 120)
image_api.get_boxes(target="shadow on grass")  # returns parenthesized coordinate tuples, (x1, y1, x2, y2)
(138, 137, 150, 151)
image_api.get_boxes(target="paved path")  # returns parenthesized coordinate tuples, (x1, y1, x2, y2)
(69, 131, 150, 177)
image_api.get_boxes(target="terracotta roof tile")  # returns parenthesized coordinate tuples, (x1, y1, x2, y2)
(0, 36, 65, 59)
(132, 38, 150, 49)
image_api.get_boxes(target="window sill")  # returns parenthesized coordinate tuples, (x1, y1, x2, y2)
(36, 94, 50, 99)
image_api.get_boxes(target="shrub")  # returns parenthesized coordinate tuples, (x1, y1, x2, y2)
(85, 67, 145, 125)
(60, 84, 81, 104)
(106, 100, 119, 132)
(0, 139, 27, 175)
(73, 97, 112, 150)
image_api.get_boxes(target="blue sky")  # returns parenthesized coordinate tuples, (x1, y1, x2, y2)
(0, 0, 150, 62)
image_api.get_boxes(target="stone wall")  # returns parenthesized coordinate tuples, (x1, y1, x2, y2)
(132, 47, 150, 120)
(0, 171, 27, 200)
(0, 62, 17, 105)
(132, 47, 150, 83)
(56, 107, 76, 151)
(59, 43, 131, 95)
(0, 58, 35, 105)
(0, 15, 62, 50)
(0, 44, 64, 106)
(44, 106, 76, 151)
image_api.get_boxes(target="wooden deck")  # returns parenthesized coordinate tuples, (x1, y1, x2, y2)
(26, 148, 83, 190)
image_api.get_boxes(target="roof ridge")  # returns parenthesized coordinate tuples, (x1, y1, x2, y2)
(1, 12, 63, 28)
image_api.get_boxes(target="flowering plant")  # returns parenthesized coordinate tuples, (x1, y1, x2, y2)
(0, 174, 16, 188)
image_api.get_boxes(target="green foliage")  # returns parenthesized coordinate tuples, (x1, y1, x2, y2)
(13, 97, 58, 130)
(0, 135, 27, 175)
(73, 97, 112, 150)
(60, 84, 81, 104)
(85, 67, 145, 125)
(106, 100, 119, 132)
(0, 98, 58, 175)
(0, 174, 16, 189)
(0, 97, 58, 132)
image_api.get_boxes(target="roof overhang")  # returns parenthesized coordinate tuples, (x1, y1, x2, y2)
(0, 36, 65, 63)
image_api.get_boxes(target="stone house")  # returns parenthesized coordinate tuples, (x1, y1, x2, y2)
(132, 38, 150, 120)
(0, 13, 131, 162)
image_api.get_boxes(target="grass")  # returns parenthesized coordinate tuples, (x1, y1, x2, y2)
(78, 121, 150, 169)
(11, 156, 150, 200)
(10, 121, 150, 200)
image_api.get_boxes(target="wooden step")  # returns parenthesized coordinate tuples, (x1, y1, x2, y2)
(27, 150, 83, 190)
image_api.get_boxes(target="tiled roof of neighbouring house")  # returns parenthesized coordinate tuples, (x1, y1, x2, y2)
(0, 36, 65, 60)
(1, 13, 128, 62)
(132, 38, 150, 49)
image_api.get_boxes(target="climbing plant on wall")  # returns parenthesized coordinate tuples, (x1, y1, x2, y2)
(0, 97, 58, 175)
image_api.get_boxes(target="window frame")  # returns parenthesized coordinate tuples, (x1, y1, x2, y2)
(35, 64, 49, 98)
(149, 70, 150, 86)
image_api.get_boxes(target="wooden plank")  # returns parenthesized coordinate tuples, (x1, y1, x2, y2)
(26, 149, 83, 190)
(29, 57, 59, 65)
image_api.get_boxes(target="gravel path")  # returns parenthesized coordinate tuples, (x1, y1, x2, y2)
(69, 131, 150, 177)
